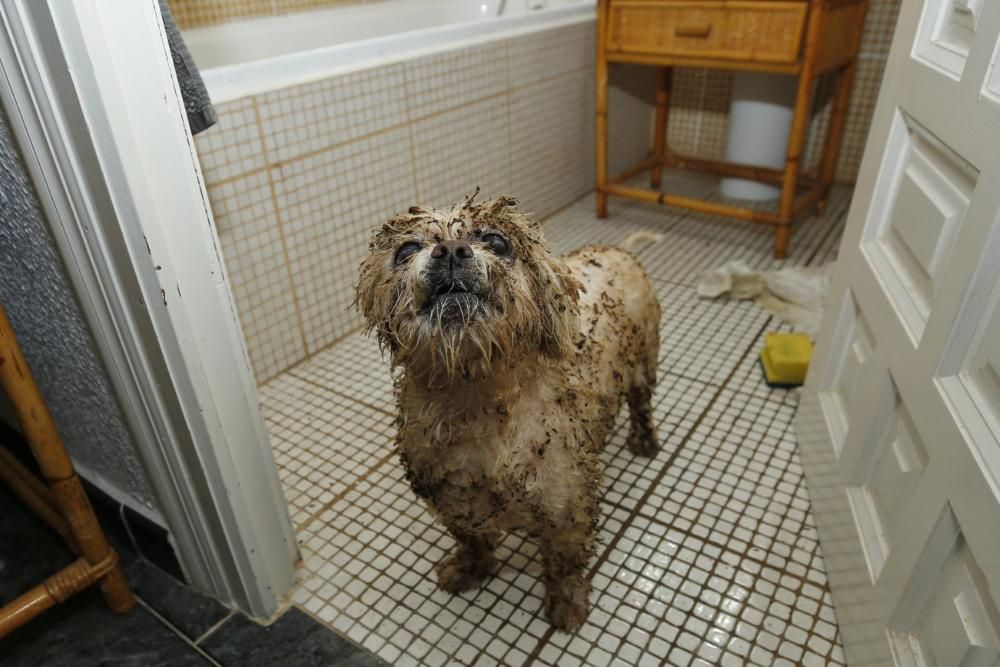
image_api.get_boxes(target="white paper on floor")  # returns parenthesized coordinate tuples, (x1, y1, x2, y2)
(696, 260, 833, 336)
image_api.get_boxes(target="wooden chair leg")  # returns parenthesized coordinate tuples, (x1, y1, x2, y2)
(650, 67, 672, 189)
(0, 306, 135, 625)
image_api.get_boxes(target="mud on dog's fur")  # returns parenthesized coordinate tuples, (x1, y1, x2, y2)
(355, 192, 661, 632)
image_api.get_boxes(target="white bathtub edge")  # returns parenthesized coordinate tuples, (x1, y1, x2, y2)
(202, 8, 596, 103)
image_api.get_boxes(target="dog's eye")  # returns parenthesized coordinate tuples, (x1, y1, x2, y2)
(394, 242, 422, 266)
(481, 233, 510, 256)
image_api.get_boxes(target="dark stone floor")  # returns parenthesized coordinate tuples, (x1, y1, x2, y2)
(0, 483, 382, 666)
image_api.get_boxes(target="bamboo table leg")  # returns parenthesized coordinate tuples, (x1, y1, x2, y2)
(595, 0, 609, 218)
(776, 2, 826, 258)
(0, 305, 134, 628)
(777, 75, 813, 257)
(650, 67, 673, 189)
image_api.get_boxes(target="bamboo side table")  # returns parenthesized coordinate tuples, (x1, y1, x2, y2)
(595, 0, 869, 257)
(0, 304, 134, 638)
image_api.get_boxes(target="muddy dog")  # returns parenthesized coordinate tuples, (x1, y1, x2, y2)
(355, 193, 661, 631)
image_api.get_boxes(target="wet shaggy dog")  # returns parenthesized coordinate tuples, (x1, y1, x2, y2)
(355, 193, 661, 632)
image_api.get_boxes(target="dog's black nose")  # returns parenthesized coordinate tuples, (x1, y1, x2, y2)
(430, 240, 474, 262)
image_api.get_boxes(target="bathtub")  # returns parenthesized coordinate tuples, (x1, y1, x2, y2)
(185, 0, 597, 101)
(189, 0, 652, 384)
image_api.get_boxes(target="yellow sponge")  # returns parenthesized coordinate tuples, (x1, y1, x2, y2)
(759, 333, 813, 388)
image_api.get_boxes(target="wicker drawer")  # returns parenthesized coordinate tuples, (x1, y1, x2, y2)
(605, 1, 809, 64)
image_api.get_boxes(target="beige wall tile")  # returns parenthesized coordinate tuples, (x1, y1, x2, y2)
(194, 97, 267, 184)
(210, 170, 306, 381)
(507, 23, 592, 89)
(405, 41, 509, 121)
(168, 0, 272, 30)
(860, 0, 902, 56)
(410, 94, 512, 206)
(802, 72, 837, 173)
(835, 58, 886, 183)
(276, 0, 369, 14)
(510, 70, 594, 219)
(169, 0, 381, 30)
(272, 127, 417, 353)
(257, 64, 408, 163)
(666, 69, 705, 157)
(695, 70, 734, 161)
(607, 64, 656, 178)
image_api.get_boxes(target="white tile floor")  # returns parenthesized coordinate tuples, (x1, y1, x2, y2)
(258, 173, 852, 666)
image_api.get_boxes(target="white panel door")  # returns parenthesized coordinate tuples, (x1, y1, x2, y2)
(797, 0, 1000, 664)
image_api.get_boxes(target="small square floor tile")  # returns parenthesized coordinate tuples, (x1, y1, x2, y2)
(259, 182, 852, 666)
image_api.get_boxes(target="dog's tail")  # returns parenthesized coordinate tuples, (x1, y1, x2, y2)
(619, 230, 664, 254)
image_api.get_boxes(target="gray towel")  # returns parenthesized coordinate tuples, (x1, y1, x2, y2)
(159, 0, 216, 135)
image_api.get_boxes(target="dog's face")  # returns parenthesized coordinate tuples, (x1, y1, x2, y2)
(356, 194, 580, 381)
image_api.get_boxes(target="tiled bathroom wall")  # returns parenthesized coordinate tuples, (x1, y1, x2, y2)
(177, 0, 901, 186)
(168, 0, 380, 30)
(192, 1, 901, 383)
(198, 23, 652, 383)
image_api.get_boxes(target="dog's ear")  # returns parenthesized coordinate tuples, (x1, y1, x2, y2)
(477, 195, 581, 360)
(531, 252, 582, 359)
(354, 239, 399, 355)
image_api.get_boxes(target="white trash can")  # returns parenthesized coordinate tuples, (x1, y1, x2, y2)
(719, 71, 798, 202)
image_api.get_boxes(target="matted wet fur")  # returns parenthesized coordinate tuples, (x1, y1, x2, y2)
(355, 192, 661, 632)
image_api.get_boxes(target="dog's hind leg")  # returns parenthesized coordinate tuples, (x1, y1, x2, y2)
(626, 319, 660, 457)
(435, 530, 499, 593)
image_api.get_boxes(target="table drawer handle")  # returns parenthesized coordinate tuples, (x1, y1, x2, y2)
(675, 23, 712, 38)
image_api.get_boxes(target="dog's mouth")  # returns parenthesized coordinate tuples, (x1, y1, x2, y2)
(423, 280, 484, 322)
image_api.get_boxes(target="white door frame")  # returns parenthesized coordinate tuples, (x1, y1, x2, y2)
(0, 0, 296, 618)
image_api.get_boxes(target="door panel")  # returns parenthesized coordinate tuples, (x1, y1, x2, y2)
(862, 112, 978, 342)
(797, 0, 1000, 664)
(888, 507, 1000, 667)
(914, 0, 985, 79)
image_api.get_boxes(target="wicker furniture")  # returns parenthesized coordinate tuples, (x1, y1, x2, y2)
(596, 0, 869, 257)
(0, 304, 134, 638)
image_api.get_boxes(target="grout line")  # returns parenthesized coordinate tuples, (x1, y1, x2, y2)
(205, 66, 594, 192)
(803, 199, 850, 267)
(193, 609, 236, 646)
(258, 324, 370, 387)
(133, 596, 224, 666)
(655, 291, 845, 658)
(625, 395, 808, 580)
(284, 370, 395, 416)
(524, 315, 774, 665)
(294, 450, 398, 535)
(691, 68, 709, 157)
(400, 59, 422, 203)
(504, 38, 515, 197)
(250, 97, 311, 357)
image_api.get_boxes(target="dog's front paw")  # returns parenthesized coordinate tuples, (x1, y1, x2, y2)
(545, 590, 589, 632)
(435, 549, 495, 593)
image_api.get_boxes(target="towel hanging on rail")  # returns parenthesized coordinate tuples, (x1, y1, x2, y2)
(158, 0, 217, 135)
